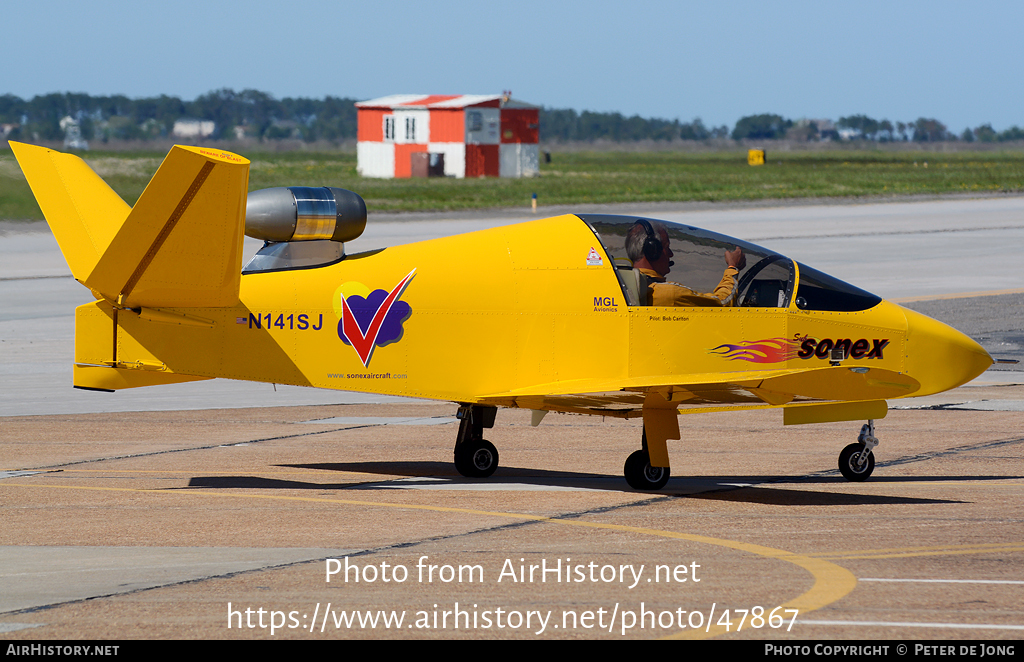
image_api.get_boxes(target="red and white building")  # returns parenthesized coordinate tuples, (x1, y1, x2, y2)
(355, 94, 540, 178)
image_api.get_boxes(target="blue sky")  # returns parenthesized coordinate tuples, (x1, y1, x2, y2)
(5, 0, 1023, 132)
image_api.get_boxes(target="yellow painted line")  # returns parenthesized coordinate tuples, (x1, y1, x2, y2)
(2, 481, 856, 639)
(892, 288, 1024, 303)
(22, 469, 336, 476)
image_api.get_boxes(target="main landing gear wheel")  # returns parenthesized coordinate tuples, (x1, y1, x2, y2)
(838, 443, 874, 481)
(623, 449, 670, 491)
(453, 404, 499, 478)
(454, 439, 499, 478)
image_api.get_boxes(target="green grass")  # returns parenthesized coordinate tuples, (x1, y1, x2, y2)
(4, 148, 1024, 221)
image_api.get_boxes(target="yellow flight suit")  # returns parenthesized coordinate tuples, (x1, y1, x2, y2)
(638, 266, 740, 307)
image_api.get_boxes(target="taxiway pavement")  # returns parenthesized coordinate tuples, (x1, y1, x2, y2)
(1, 196, 1022, 639)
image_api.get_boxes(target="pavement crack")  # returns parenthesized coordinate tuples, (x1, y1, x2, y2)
(878, 434, 1024, 469)
(0, 495, 666, 618)
(14, 425, 381, 472)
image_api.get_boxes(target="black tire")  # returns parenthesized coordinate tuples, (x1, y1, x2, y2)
(454, 439, 499, 478)
(838, 443, 874, 481)
(623, 449, 670, 490)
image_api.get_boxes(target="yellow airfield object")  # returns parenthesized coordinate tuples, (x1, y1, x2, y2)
(11, 142, 995, 488)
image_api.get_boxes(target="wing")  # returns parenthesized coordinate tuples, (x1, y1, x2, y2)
(478, 365, 919, 417)
(477, 365, 917, 467)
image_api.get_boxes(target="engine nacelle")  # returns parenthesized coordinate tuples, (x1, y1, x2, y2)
(245, 186, 367, 242)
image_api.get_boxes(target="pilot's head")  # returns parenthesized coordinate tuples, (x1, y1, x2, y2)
(626, 220, 673, 277)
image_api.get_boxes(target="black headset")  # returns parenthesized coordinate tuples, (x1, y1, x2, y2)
(635, 219, 662, 262)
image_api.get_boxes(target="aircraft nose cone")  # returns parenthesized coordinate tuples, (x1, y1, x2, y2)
(903, 307, 993, 396)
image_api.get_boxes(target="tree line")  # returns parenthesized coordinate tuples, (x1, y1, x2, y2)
(1, 90, 1021, 145)
(0, 90, 358, 143)
(731, 113, 1024, 143)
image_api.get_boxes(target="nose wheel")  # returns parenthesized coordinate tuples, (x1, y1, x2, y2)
(838, 420, 878, 481)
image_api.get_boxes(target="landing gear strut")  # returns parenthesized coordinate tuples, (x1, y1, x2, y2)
(453, 404, 499, 478)
(839, 419, 878, 481)
(623, 431, 670, 490)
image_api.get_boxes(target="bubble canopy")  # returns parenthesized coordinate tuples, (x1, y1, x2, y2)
(581, 215, 881, 312)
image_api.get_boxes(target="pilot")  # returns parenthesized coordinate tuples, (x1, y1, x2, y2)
(626, 219, 746, 306)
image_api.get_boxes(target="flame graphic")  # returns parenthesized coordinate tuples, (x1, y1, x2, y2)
(708, 337, 804, 363)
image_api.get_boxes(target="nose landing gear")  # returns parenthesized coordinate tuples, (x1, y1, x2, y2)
(839, 419, 878, 481)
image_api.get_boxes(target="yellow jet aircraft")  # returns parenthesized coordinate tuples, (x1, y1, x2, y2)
(10, 142, 996, 489)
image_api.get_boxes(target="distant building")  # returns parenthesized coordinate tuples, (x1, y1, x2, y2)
(794, 118, 839, 141)
(60, 116, 88, 150)
(172, 119, 215, 139)
(356, 94, 539, 178)
(805, 118, 835, 132)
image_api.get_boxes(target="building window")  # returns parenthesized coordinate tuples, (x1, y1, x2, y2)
(405, 117, 416, 141)
(383, 115, 395, 142)
(467, 111, 483, 132)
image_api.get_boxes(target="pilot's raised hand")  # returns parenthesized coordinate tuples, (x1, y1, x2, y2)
(725, 247, 746, 271)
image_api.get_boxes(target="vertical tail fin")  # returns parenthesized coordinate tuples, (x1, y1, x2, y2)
(11, 142, 250, 307)
(12, 141, 251, 391)
(9, 141, 132, 283)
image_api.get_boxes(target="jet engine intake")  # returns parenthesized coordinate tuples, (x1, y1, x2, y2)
(245, 186, 367, 242)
